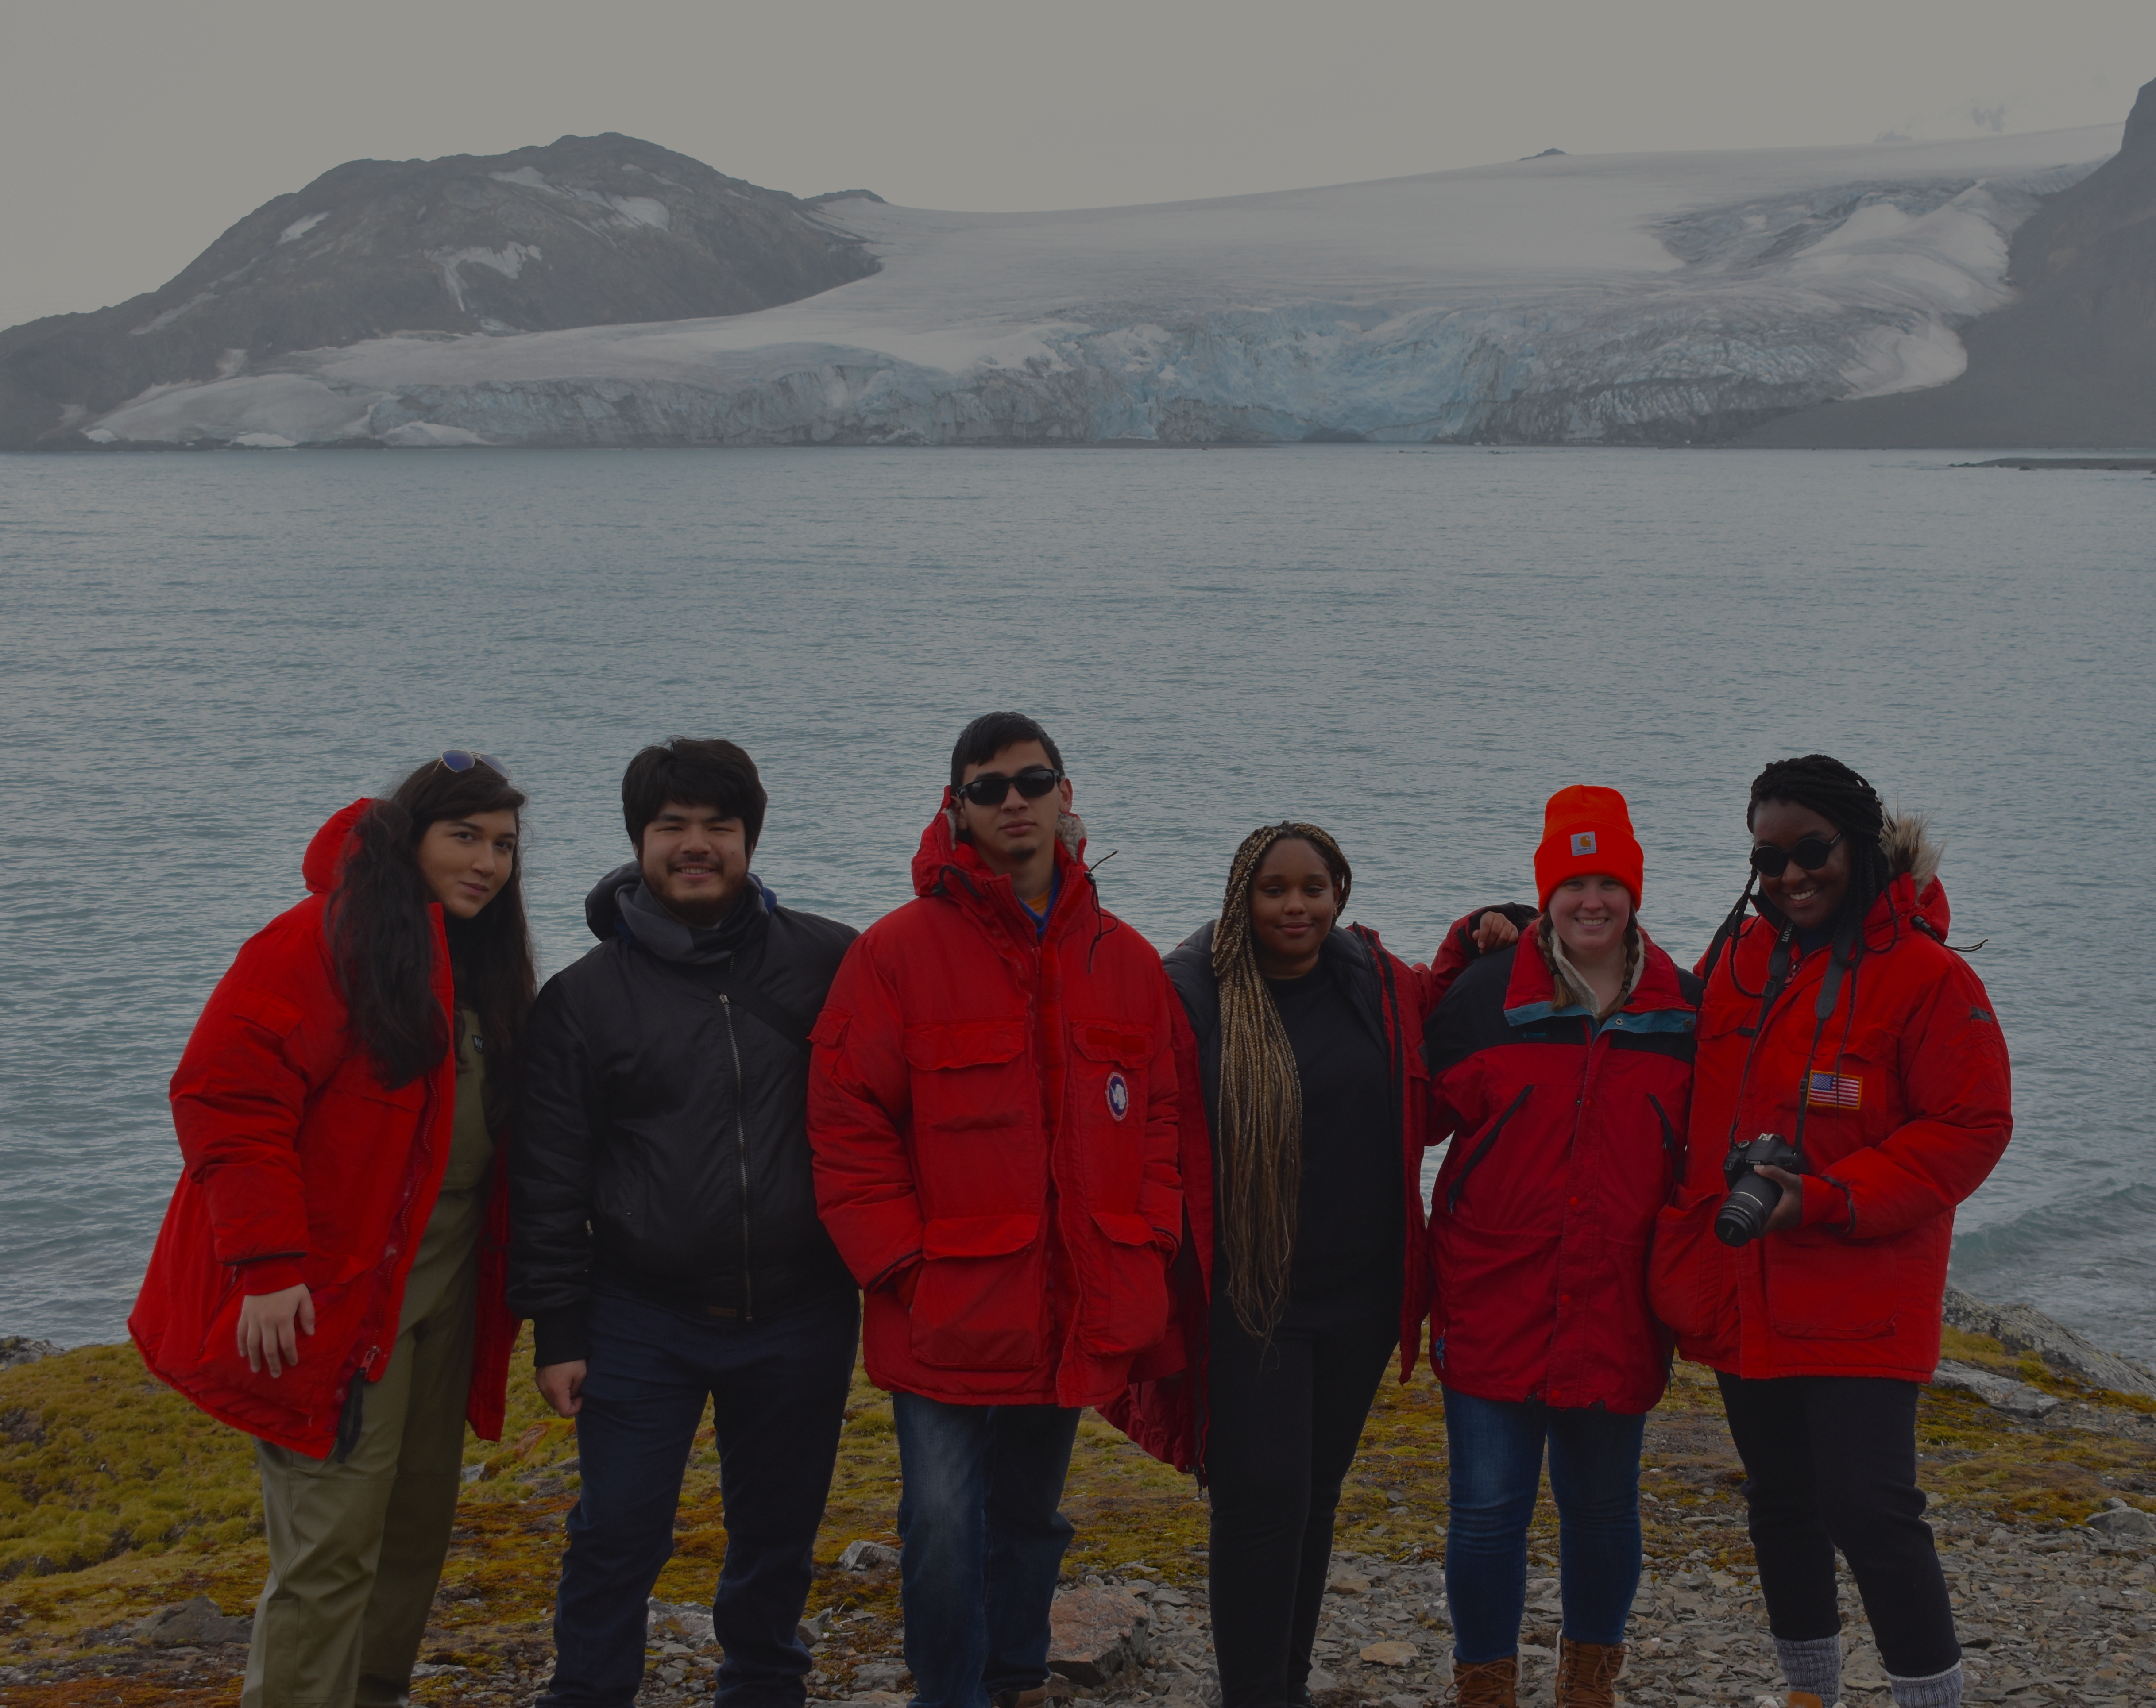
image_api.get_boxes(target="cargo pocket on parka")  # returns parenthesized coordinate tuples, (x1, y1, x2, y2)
(908, 1214, 1047, 1371)
(1082, 1210, 1170, 1359)
(1763, 1233, 1897, 1340)
(1068, 1025, 1153, 1196)
(1647, 1195, 1737, 1344)
(903, 1020, 1031, 1137)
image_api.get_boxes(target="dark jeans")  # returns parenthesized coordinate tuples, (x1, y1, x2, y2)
(892, 1393, 1083, 1708)
(1442, 1388, 1645, 1662)
(1206, 1289, 1399, 1708)
(1717, 1372, 1959, 1679)
(537, 1284, 859, 1708)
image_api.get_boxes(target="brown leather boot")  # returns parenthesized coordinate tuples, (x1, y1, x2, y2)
(1555, 1637, 1625, 1707)
(990, 1689, 1055, 1708)
(1445, 1654, 1519, 1707)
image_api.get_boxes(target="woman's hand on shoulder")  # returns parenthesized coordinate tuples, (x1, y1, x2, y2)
(1473, 910, 1522, 953)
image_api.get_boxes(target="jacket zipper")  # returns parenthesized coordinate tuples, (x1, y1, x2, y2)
(719, 994, 754, 1322)
(1447, 1084, 1533, 1215)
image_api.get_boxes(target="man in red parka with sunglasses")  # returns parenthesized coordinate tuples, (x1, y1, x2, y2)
(809, 712, 1182, 1708)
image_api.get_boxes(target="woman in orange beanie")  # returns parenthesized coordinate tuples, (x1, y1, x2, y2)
(1422, 786, 1700, 1708)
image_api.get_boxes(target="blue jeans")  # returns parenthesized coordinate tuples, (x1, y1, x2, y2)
(892, 1393, 1083, 1708)
(1441, 1387, 1645, 1662)
(538, 1285, 859, 1708)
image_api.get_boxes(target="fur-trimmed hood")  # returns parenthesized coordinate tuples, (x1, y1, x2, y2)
(1882, 809, 1943, 893)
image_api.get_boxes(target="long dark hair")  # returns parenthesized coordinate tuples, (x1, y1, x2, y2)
(1212, 821, 1353, 1339)
(331, 759, 537, 1127)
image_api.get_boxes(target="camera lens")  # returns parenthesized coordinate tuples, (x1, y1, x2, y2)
(1714, 1171, 1784, 1248)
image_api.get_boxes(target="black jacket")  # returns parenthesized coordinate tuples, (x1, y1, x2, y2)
(510, 867, 858, 1364)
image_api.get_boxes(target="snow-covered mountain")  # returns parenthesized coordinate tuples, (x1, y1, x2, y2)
(0, 134, 876, 451)
(16, 124, 2133, 451)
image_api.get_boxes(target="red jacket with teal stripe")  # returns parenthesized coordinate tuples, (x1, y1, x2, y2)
(1424, 921, 1700, 1414)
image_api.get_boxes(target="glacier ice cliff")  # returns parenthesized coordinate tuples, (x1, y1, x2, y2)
(67, 127, 2123, 450)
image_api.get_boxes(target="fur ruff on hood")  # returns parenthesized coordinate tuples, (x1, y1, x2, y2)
(1881, 809, 1943, 893)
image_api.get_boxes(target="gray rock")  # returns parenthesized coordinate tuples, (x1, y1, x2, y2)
(850, 1661, 906, 1691)
(647, 1596, 715, 1646)
(2086, 1499, 2156, 1538)
(1932, 1358, 2062, 1419)
(839, 1538, 901, 1572)
(1940, 1288, 2156, 1400)
(132, 1597, 251, 1646)
(0, 1337, 62, 1372)
(1049, 1586, 1150, 1685)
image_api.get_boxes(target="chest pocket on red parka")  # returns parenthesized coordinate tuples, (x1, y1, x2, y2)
(901, 1020, 1034, 1188)
(1068, 1024, 1152, 1203)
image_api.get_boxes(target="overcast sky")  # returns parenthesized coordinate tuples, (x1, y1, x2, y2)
(4, 0, 2149, 328)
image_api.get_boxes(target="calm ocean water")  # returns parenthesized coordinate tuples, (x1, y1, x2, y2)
(2, 446, 2151, 1359)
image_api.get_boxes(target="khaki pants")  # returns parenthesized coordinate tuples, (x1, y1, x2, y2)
(243, 1215, 479, 1708)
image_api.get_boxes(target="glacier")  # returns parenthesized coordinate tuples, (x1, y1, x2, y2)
(82, 126, 2121, 450)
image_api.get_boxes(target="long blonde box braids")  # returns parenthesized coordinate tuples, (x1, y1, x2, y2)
(1212, 821, 1353, 1340)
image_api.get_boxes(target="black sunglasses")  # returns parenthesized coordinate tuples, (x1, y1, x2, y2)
(953, 766, 1063, 808)
(440, 750, 511, 780)
(1749, 831, 1843, 878)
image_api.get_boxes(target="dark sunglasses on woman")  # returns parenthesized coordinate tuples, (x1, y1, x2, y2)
(1749, 831, 1843, 877)
(440, 750, 511, 780)
(953, 766, 1063, 808)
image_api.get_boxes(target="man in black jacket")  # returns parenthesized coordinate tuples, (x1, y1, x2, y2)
(513, 738, 858, 1708)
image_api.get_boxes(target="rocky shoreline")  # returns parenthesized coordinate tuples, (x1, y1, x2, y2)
(0, 1294, 2150, 1707)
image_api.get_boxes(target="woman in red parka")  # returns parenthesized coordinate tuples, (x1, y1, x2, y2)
(1106, 821, 1429, 1708)
(1423, 786, 1698, 1708)
(131, 755, 533, 1708)
(1650, 756, 2010, 1708)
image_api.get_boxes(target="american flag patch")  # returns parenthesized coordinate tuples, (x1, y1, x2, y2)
(1807, 1072, 1863, 1110)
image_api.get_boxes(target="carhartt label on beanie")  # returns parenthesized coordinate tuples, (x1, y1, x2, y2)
(1534, 785, 1645, 909)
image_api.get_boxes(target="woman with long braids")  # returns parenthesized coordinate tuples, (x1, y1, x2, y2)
(1650, 756, 2011, 1708)
(1107, 822, 1431, 1708)
(132, 755, 535, 1708)
(1421, 787, 1700, 1708)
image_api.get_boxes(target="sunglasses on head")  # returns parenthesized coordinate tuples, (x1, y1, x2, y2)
(1749, 831, 1843, 878)
(953, 766, 1063, 808)
(440, 750, 511, 780)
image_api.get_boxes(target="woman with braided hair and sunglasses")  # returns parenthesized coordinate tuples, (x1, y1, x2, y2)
(131, 752, 535, 1708)
(1105, 821, 1433, 1708)
(1650, 756, 2012, 1708)
(1418, 787, 1701, 1708)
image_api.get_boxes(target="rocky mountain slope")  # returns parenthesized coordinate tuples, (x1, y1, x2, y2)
(0, 134, 877, 449)
(1745, 75, 2156, 447)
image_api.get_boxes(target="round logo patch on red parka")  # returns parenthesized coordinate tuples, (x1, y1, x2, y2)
(1105, 1071, 1131, 1121)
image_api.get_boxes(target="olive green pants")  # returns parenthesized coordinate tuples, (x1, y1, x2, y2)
(243, 1218, 479, 1708)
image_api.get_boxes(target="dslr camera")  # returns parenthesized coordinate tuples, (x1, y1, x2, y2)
(1715, 1133, 1805, 1248)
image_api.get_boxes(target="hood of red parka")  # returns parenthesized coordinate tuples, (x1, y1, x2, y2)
(301, 798, 375, 895)
(910, 789, 1088, 902)
(1869, 809, 1951, 943)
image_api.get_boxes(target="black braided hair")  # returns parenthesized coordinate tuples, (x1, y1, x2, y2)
(1747, 754, 1893, 932)
(1700, 753, 1897, 992)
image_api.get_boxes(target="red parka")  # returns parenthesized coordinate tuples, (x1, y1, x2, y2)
(807, 803, 1182, 1408)
(1649, 825, 2011, 1382)
(1103, 921, 1432, 1477)
(1424, 920, 1699, 1414)
(130, 801, 518, 1458)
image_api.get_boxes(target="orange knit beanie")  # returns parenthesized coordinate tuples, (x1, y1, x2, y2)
(1533, 785, 1645, 909)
